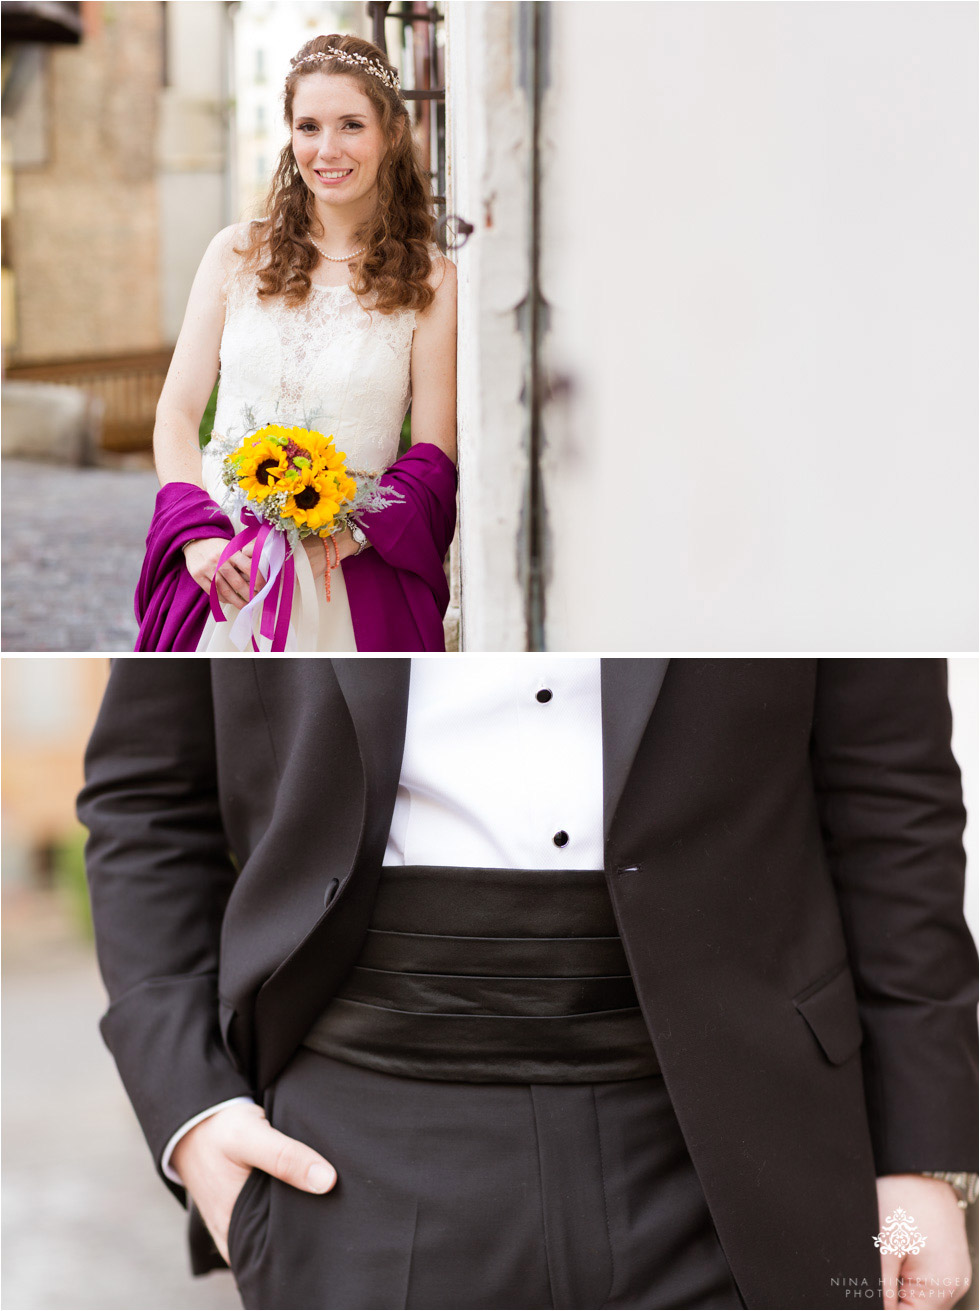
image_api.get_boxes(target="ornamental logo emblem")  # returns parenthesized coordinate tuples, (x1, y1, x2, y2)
(873, 1208, 927, 1257)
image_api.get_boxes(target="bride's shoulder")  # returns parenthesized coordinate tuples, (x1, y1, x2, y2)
(206, 221, 264, 299)
(208, 222, 260, 268)
(204, 221, 251, 266)
(422, 247, 457, 301)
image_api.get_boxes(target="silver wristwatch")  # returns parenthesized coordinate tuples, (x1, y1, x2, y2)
(921, 1172, 979, 1209)
(348, 520, 368, 555)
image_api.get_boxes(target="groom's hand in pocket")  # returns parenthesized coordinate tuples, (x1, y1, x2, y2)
(183, 537, 255, 610)
(171, 1102, 337, 1265)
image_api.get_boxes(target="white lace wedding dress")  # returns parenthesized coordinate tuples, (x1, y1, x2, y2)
(197, 258, 418, 652)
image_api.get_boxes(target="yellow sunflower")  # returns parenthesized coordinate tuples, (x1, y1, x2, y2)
(304, 431, 354, 474)
(232, 433, 290, 501)
(282, 466, 348, 534)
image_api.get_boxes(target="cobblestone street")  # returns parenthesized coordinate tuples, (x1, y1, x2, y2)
(1, 892, 240, 1310)
(1, 460, 159, 652)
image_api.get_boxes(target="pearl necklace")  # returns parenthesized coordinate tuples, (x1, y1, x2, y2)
(310, 237, 366, 263)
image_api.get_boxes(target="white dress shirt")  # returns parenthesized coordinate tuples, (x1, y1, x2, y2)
(383, 655, 603, 869)
(162, 656, 605, 1180)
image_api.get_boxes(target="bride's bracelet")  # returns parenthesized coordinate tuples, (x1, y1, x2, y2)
(322, 534, 339, 603)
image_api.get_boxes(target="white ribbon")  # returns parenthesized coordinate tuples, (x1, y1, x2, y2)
(227, 528, 286, 652)
(291, 536, 322, 651)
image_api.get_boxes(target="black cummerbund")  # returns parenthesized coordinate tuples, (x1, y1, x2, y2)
(301, 865, 661, 1083)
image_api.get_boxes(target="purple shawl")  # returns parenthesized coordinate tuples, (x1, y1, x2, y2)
(134, 443, 457, 652)
(134, 482, 233, 652)
(344, 442, 458, 652)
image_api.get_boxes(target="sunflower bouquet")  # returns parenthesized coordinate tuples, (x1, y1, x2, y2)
(221, 422, 394, 539)
(208, 420, 401, 651)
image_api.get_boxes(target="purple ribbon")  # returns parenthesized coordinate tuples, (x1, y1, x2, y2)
(208, 510, 295, 651)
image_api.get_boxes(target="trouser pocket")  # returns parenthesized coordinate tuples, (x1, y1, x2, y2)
(226, 1167, 268, 1268)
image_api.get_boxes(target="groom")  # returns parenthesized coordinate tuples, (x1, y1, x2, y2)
(78, 658, 977, 1309)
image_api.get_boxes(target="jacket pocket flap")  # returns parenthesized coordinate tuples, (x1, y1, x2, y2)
(793, 964, 864, 1066)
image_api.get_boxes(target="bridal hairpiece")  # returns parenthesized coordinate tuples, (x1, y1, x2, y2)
(289, 48, 401, 93)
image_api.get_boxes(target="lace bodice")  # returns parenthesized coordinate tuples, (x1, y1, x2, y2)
(206, 262, 417, 478)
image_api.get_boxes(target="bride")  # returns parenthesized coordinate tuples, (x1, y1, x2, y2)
(136, 33, 457, 652)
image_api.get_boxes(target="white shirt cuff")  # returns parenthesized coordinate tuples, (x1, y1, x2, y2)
(161, 1096, 256, 1185)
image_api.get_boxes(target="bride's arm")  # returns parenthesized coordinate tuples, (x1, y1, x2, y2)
(154, 225, 253, 607)
(408, 254, 458, 463)
(153, 226, 238, 488)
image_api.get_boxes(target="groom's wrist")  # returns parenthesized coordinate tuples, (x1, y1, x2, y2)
(162, 1096, 257, 1184)
(920, 1172, 979, 1209)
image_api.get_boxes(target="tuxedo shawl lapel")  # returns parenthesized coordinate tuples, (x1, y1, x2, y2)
(601, 659, 671, 843)
(330, 658, 412, 847)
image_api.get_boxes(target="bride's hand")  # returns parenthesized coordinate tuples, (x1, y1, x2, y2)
(332, 527, 363, 562)
(301, 534, 328, 581)
(183, 538, 260, 610)
(300, 528, 360, 580)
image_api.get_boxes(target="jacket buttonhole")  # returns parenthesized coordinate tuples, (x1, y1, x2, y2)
(616, 865, 642, 875)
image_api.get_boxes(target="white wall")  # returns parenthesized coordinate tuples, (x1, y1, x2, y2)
(447, 0, 532, 651)
(539, 2, 977, 651)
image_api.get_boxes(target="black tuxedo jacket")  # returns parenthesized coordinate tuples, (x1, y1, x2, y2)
(78, 659, 977, 1310)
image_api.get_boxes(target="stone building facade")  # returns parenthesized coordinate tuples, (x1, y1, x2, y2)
(4, 1, 165, 364)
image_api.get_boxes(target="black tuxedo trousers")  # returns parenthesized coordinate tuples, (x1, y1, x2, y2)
(227, 1049, 743, 1310)
(78, 659, 978, 1309)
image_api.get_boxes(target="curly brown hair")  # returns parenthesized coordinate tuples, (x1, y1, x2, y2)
(234, 33, 437, 315)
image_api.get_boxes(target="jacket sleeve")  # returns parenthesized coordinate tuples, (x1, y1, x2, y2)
(77, 658, 254, 1201)
(810, 658, 978, 1174)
